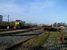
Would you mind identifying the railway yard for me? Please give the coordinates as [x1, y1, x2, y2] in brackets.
[0, 27, 67, 50]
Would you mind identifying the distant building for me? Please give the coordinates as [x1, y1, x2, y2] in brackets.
[0, 15, 3, 22]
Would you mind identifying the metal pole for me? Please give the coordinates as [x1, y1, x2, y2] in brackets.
[8, 15, 9, 24]
[7, 15, 9, 29]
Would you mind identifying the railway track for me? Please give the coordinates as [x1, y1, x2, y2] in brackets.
[0, 30, 42, 36]
[0, 28, 40, 35]
[0, 30, 43, 50]
[5, 36, 35, 50]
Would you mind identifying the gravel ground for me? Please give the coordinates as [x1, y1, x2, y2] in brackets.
[42, 32, 67, 50]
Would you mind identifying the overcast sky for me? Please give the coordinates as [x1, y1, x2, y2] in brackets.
[0, 0, 67, 24]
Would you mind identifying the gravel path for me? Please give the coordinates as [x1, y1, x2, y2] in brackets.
[42, 32, 67, 50]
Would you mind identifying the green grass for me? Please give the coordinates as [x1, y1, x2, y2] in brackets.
[22, 31, 65, 50]
[64, 32, 67, 38]
[23, 32, 50, 47]
[48, 32, 63, 44]
[23, 31, 63, 46]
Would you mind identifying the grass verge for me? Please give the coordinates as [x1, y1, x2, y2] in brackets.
[23, 32, 50, 47]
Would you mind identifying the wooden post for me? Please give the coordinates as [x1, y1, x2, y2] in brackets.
[60, 32, 64, 43]
[60, 26, 64, 44]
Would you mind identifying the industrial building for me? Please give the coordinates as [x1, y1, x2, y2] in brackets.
[0, 15, 3, 22]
